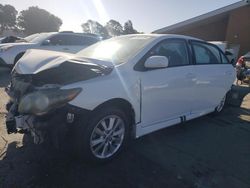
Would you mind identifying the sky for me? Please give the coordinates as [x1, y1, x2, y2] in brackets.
[1, 0, 240, 33]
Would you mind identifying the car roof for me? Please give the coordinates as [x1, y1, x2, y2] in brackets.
[124, 33, 204, 41]
[33, 32, 100, 39]
[57, 32, 101, 38]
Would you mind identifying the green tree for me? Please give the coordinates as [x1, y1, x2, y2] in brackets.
[0, 4, 18, 33]
[105, 19, 123, 37]
[123, 20, 138, 34]
[17, 6, 62, 35]
[81, 20, 109, 38]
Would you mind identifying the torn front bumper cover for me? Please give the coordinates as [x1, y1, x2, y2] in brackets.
[5, 102, 90, 145]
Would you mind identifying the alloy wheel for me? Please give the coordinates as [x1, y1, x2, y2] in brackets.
[90, 115, 125, 159]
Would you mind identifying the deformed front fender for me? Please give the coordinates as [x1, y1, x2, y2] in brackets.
[63, 68, 141, 124]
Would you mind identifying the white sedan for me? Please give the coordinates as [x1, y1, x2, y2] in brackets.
[6, 34, 235, 162]
[0, 32, 100, 67]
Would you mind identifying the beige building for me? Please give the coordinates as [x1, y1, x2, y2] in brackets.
[153, 0, 250, 57]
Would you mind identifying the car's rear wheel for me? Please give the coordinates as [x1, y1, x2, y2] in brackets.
[75, 107, 129, 163]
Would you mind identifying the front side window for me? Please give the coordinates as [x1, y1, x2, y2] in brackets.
[49, 35, 98, 46]
[148, 40, 189, 67]
[48, 35, 66, 45]
[192, 42, 221, 64]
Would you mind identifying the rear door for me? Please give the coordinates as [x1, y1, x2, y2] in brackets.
[190, 40, 234, 114]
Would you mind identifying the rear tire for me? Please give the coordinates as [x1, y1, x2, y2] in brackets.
[213, 94, 226, 115]
[74, 107, 130, 163]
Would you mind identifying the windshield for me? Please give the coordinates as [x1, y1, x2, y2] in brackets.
[24, 33, 40, 42]
[26, 33, 54, 43]
[77, 35, 155, 65]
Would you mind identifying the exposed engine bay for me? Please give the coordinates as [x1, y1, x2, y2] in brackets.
[5, 59, 112, 145]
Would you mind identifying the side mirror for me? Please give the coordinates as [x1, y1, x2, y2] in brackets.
[144, 56, 169, 69]
[42, 40, 50, 46]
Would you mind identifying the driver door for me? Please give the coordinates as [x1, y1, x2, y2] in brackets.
[139, 39, 195, 127]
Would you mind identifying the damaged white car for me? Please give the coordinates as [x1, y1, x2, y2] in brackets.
[5, 34, 235, 162]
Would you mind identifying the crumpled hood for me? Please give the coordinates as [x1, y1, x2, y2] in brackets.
[12, 49, 114, 87]
[14, 49, 114, 74]
[14, 49, 74, 74]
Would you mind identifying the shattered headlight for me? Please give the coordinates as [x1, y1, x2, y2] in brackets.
[18, 88, 82, 115]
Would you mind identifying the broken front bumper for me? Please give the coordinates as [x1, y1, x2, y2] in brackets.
[5, 102, 90, 145]
[5, 70, 89, 146]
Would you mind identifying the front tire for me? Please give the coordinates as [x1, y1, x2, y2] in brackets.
[75, 107, 130, 163]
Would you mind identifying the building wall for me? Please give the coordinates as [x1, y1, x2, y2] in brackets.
[226, 6, 250, 56]
[167, 17, 228, 41]
[157, 5, 250, 57]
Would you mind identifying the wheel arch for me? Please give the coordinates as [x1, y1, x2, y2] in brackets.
[92, 98, 136, 138]
[14, 51, 26, 65]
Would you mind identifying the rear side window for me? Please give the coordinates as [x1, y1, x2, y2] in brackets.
[49, 34, 98, 46]
[192, 42, 221, 64]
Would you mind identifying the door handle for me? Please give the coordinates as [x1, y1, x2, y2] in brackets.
[63, 48, 69, 50]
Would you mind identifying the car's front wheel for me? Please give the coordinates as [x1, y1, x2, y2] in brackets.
[75, 107, 130, 163]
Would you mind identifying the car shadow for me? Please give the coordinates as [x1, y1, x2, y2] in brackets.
[0, 134, 193, 188]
